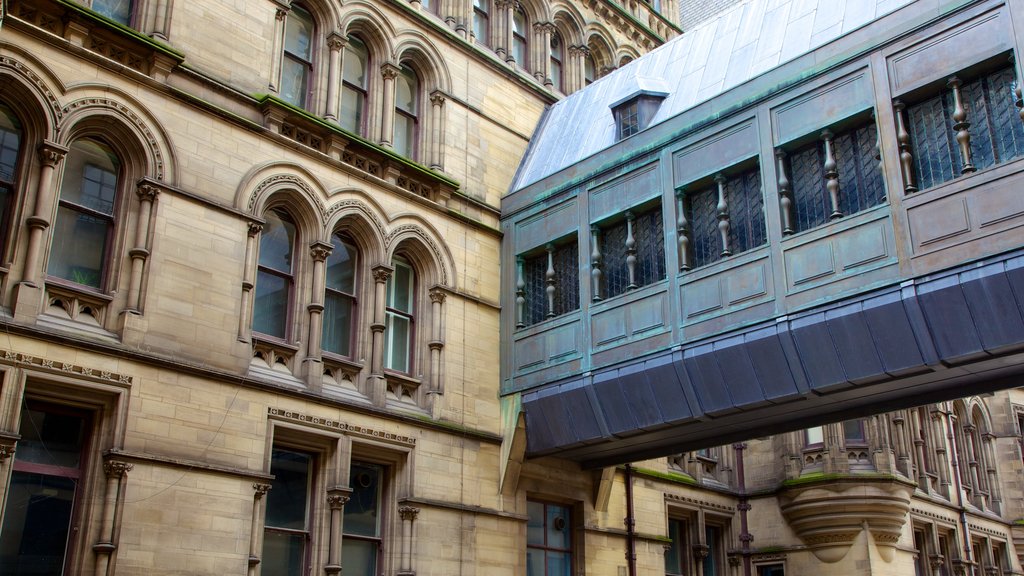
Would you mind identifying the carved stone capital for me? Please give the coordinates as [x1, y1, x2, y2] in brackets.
[103, 460, 134, 478]
[692, 544, 710, 560]
[38, 142, 68, 167]
[309, 241, 332, 262]
[381, 63, 401, 81]
[0, 442, 14, 462]
[253, 482, 272, 497]
[429, 91, 447, 107]
[533, 21, 555, 34]
[327, 492, 350, 509]
[372, 265, 394, 283]
[136, 182, 160, 202]
[399, 505, 420, 521]
[248, 221, 264, 237]
[326, 32, 347, 52]
[275, 7, 289, 21]
[429, 289, 446, 304]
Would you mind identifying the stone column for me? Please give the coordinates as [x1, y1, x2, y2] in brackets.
[93, 460, 133, 576]
[369, 264, 393, 406]
[534, 22, 553, 84]
[429, 91, 446, 171]
[22, 142, 67, 287]
[269, 5, 290, 92]
[325, 33, 347, 122]
[427, 289, 445, 415]
[0, 442, 14, 528]
[305, 242, 332, 386]
[239, 222, 263, 342]
[324, 488, 351, 575]
[496, 0, 513, 63]
[248, 483, 272, 576]
[126, 181, 159, 313]
[379, 63, 401, 149]
[398, 505, 420, 575]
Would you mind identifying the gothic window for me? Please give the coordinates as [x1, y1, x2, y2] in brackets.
[92, 0, 133, 25]
[0, 103, 22, 251]
[394, 65, 419, 159]
[48, 138, 120, 290]
[384, 257, 415, 373]
[342, 462, 385, 573]
[703, 524, 724, 576]
[340, 36, 370, 135]
[782, 117, 884, 233]
[843, 419, 867, 445]
[473, 0, 490, 46]
[323, 233, 357, 357]
[592, 204, 665, 301]
[518, 238, 579, 328]
[584, 54, 596, 86]
[665, 518, 688, 576]
[899, 62, 1024, 192]
[281, 5, 315, 108]
[681, 164, 765, 270]
[0, 403, 90, 575]
[550, 33, 564, 92]
[526, 501, 573, 576]
[512, 8, 528, 70]
[254, 209, 297, 340]
[262, 448, 314, 575]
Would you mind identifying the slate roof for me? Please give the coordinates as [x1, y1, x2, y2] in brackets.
[510, 0, 916, 192]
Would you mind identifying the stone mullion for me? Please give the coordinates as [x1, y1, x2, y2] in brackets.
[94, 460, 133, 576]
[590, 225, 602, 301]
[544, 243, 556, 318]
[890, 412, 910, 477]
[982, 433, 999, 508]
[0, 441, 15, 530]
[893, 100, 917, 193]
[714, 173, 731, 257]
[911, 410, 929, 488]
[239, 222, 263, 342]
[775, 150, 794, 235]
[429, 91, 446, 171]
[248, 483, 272, 576]
[820, 129, 842, 220]
[325, 33, 346, 122]
[270, 6, 290, 93]
[514, 256, 525, 327]
[964, 424, 984, 506]
[625, 211, 637, 290]
[126, 182, 159, 313]
[324, 488, 351, 575]
[369, 264, 393, 406]
[380, 63, 400, 149]
[22, 142, 67, 288]
[929, 409, 950, 492]
[675, 188, 691, 271]
[947, 76, 975, 174]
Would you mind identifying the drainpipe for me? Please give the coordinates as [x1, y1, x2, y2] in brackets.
[943, 405, 975, 575]
[734, 442, 752, 576]
[624, 464, 637, 576]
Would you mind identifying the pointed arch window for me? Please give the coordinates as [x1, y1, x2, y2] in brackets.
[512, 8, 528, 70]
[550, 33, 564, 92]
[473, 0, 490, 46]
[254, 209, 297, 339]
[281, 5, 315, 108]
[384, 257, 414, 373]
[394, 66, 419, 160]
[0, 103, 22, 251]
[48, 138, 119, 290]
[323, 233, 357, 357]
[340, 36, 369, 135]
[92, 0, 133, 25]
[584, 54, 596, 86]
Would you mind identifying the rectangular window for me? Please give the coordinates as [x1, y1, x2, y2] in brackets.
[527, 501, 572, 576]
[913, 529, 928, 576]
[262, 448, 313, 575]
[617, 101, 640, 139]
[703, 524, 722, 576]
[598, 205, 666, 300]
[0, 403, 90, 576]
[665, 518, 687, 576]
[521, 239, 579, 327]
[384, 258, 415, 372]
[905, 63, 1024, 191]
[342, 462, 383, 573]
[757, 564, 784, 576]
[843, 419, 866, 444]
[804, 426, 824, 446]
[685, 165, 765, 269]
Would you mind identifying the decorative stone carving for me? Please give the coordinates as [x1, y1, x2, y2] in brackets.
[103, 460, 134, 478]
[399, 505, 420, 521]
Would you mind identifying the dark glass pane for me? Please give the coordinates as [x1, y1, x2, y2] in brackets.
[546, 504, 569, 549]
[687, 185, 719, 268]
[704, 525, 719, 576]
[634, 207, 666, 287]
[725, 168, 765, 255]
[601, 219, 629, 299]
[837, 122, 886, 216]
[59, 140, 118, 213]
[526, 500, 544, 545]
[260, 530, 305, 576]
[253, 270, 289, 338]
[0, 472, 76, 576]
[523, 252, 548, 326]
[758, 564, 784, 576]
[284, 7, 313, 59]
[340, 538, 378, 575]
[322, 291, 353, 356]
[384, 313, 410, 372]
[789, 142, 828, 232]
[908, 92, 957, 190]
[14, 407, 86, 468]
[387, 260, 413, 313]
[265, 449, 310, 530]
[340, 86, 365, 134]
[48, 206, 109, 288]
[843, 419, 865, 442]
[92, 0, 132, 24]
[258, 211, 295, 273]
[551, 242, 579, 317]
[281, 57, 309, 108]
[326, 238, 356, 293]
[618, 101, 640, 139]
[665, 519, 684, 575]
[0, 104, 22, 183]
[547, 551, 571, 576]
[344, 463, 381, 537]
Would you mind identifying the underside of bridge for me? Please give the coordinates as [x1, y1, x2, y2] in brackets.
[522, 248, 1024, 468]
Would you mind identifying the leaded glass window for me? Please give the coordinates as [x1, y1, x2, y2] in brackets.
[684, 165, 765, 269]
[527, 501, 572, 576]
[520, 240, 579, 327]
[92, 0, 132, 25]
[598, 206, 666, 299]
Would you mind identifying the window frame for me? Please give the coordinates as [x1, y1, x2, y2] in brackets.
[322, 232, 359, 359]
[472, 0, 490, 46]
[512, 7, 529, 71]
[518, 235, 580, 328]
[592, 200, 666, 301]
[393, 64, 420, 160]
[339, 35, 370, 136]
[384, 256, 416, 374]
[91, 0, 135, 26]
[0, 102, 24, 259]
[253, 208, 299, 342]
[280, 4, 316, 109]
[526, 499, 574, 576]
[262, 446, 316, 576]
[341, 460, 386, 573]
[550, 32, 564, 93]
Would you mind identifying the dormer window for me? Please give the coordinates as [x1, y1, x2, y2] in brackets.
[611, 92, 665, 141]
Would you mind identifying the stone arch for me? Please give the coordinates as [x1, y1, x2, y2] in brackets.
[384, 216, 455, 289]
[392, 33, 452, 95]
[550, 3, 585, 45]
[516, 0, 550, 27]
[339, 1, 397, 59]
[237, 162, 329, 232]
[323, 192, 388, 267]
[290, 0, 342, 34]
[617, 45, 641, 68]
[0, 50, 63, 141]
[585, 25, 617, 75]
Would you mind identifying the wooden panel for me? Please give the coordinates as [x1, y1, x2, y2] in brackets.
[680, 253, 773, 323]
[589, 163, 660, 222]
[513, 318, 582, 373]
[888, 8, 1011, 97]
[783, 214, 896, 293]
[673, 122, 758, 187]
[591, 289, 669, 350]
[773, 71, 873, 146]
[514, 200, 578, 254]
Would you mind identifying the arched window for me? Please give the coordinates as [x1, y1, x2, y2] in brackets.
[394, 66, 419, 160]
[472, 0, 490, 46]
[0, 103, 23, 250]
[550, 32, 564, 92]
[340, 36, 369, 135]
[48, 138, 120, 290]
[254, 209, 297, 339]
[384, 256, 414, 373]
[281, 5, 315, 108]
[512, 8, 528, 70]
[323, 233, 357, 357]
[584, 54, 596, 86]
[92, 0, 133, 25]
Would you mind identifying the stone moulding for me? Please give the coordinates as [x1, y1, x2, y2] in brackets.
[267, 406, 416, 446]
[779, 475, 915, 563]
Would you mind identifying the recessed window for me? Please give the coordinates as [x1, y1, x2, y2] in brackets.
[550, 33, 564, 92]
[512, 8, 528, 70]
[518, 238, 579, 327]
[665, 518, 688, 576]
[281, 5, 314, 108]
[92, 0, 133, 25]
[49, 138, 120, 289]
[323, 234, 358, 357]
[254, 209, 297, 339]
[584, 55, 596, 86]
[262, 448, 313, 575]
[342, 462, 384, 572]
[394, 66, 419, 159]
[384, 257, 415, 372]
[681, 164, 766, 270]
[472, 0, 490, 46]
[804, 426, 824, 446]
[340, 36, 369, 135]
[0, 103, 23, 251]
[592, 204, 665, 301]
[526, 501, 572, 576]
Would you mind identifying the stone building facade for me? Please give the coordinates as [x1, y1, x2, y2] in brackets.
[0, 0, 676, 574]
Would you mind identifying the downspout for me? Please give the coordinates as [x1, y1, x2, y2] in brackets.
[624, 464, 637, 576]
[734, 442, 752, 576]
[944, 405, 975, 574]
